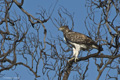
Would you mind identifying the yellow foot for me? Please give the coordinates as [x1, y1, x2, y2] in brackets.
[74, 57, 78, 62]
[68, 57, 75, 62]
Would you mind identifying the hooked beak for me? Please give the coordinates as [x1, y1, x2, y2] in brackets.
[58, 27, 62, 31]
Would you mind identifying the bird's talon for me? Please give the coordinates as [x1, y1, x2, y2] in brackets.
[74, 58, 78, 62]
[68, 57, 75, 62]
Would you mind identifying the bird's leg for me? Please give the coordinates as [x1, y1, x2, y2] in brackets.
[74, 50, 79, 62]
[68, 47, 76, 62]
[73, 48, 78, 62]
[74, 57, 78, 62]
[68, 47, 79, 62]
[74, 54, 78, 62]
[72, 47, 76, 57]
[74, 47, 80, 62]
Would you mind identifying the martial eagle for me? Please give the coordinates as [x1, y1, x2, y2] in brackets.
[59, 26, 103, 62]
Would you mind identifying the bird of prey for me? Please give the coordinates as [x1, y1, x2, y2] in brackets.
[59, 26, 103, 62]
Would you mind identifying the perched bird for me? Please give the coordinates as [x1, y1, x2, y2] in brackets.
[59, 26, 103, 62]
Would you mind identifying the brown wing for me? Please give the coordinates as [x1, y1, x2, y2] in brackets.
[64, 31, 103, 51]
[65, 31, 96, 45]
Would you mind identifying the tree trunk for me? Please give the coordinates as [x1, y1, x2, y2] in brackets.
[62, 58, 74, 80]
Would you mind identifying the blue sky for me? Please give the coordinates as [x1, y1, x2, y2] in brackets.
[1, 0, 120, 80]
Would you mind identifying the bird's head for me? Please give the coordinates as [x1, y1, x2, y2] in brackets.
[59, 26, 69, 32]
